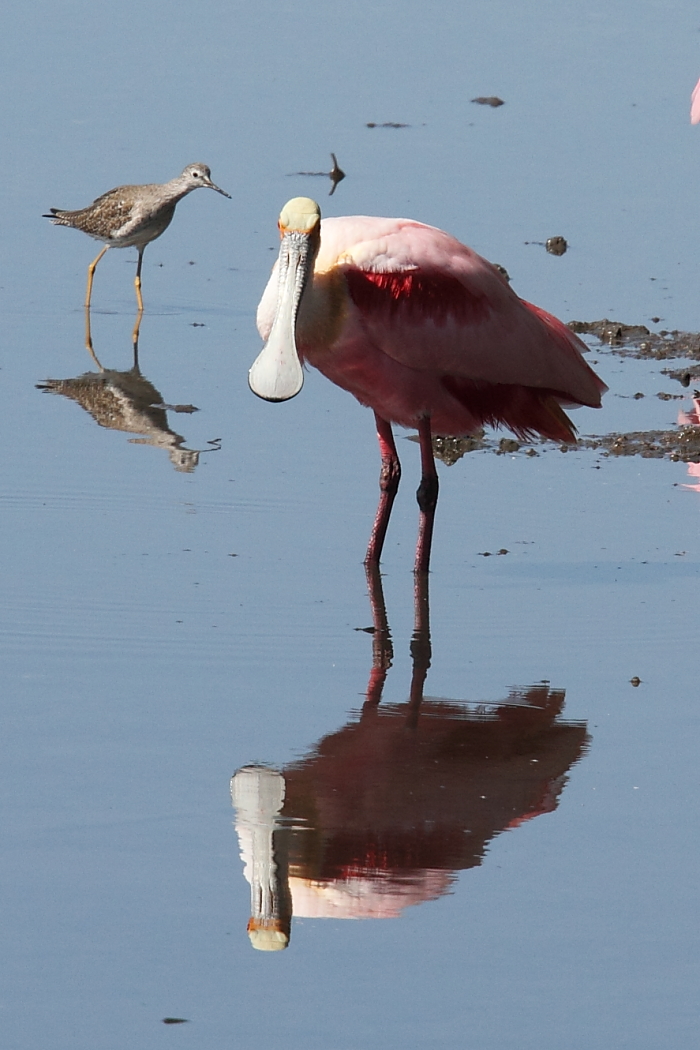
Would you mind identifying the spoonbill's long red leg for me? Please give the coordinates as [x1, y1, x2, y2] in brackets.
[365, 412, 402, 567]
[414, 417, 439, 575]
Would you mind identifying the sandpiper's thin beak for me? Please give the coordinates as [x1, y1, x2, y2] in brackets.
[249, 230, 313, 402]
[205, 179, 231, 198]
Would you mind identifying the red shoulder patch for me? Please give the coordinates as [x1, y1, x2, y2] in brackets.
[344, 269, 492, 327]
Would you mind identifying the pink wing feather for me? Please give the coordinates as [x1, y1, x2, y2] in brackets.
[329, 219, 604, 409]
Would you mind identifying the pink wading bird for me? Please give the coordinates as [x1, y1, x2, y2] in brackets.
[692, 78, 700, 124]
[250, 198, 607, 573]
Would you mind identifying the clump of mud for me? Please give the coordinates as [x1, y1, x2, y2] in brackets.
[428, 427, 700, 465]
[580, 427, 700, 461]
[569, 319, 700, 362]
[524, 237, 568, 256]
[546, 236, 567, 256]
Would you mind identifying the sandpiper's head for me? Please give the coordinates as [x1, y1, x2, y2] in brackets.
[248, 198, 323, 403]
[181, 163, 231, 198]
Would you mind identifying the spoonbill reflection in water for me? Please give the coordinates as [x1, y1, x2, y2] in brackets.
[231, 570, 589, 950]
[250, 198, 606, 572]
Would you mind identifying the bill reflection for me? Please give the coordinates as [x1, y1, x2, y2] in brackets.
[231, 573, 589, 951]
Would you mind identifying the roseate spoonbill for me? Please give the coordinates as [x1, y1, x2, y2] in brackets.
[692, 78, 700, 124]
[44, 164, 230, 311]
[250, 198, 606, 573]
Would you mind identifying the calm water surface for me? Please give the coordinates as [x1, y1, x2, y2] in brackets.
[1, 2, 699, 1048]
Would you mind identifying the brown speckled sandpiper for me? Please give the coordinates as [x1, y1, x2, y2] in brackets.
[44, 163, 231, 311]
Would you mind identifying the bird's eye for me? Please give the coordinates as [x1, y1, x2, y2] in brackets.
[193, 170, 200, 178]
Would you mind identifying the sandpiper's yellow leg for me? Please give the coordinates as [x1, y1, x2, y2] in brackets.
[83, 307, 104, 370]
[85, 246, 109, 309]
[132, 305, 143, 349]
[134, 248, 145, 312]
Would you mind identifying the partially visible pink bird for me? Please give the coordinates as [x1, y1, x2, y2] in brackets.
[691, 77, 700, 124]
[250, 198, 606, 573]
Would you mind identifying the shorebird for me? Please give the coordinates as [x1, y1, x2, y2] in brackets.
[44, 163, 231, 311]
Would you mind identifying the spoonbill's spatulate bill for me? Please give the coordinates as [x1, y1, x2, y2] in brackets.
[250, 197, 607, 573]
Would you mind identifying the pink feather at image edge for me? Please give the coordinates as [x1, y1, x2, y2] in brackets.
[691, 77, 700, 123]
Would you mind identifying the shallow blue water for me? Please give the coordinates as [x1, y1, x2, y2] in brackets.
[1, 2, 700, 1048]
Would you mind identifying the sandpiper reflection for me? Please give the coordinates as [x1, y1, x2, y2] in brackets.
[37, 331, 205, 472]
[231, 570, 589, 951]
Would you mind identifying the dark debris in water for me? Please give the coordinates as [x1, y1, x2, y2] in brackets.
[546, 236, 567, 256]
[525, 237, 568, 256]
[162, 1018, 189, 1025]
[471, 96, 505, 107]
[580, 427, 700, 461]
[425, 432, 545, 464]
[422, 427, 700, 466]
[366, 122, 410, 128]
[569, 318, 700, 360]
[290, 153, 345, 196]
[430, 433, 489, 465]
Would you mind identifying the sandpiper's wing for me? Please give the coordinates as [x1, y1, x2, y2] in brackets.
[48, 189, 142, 238]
